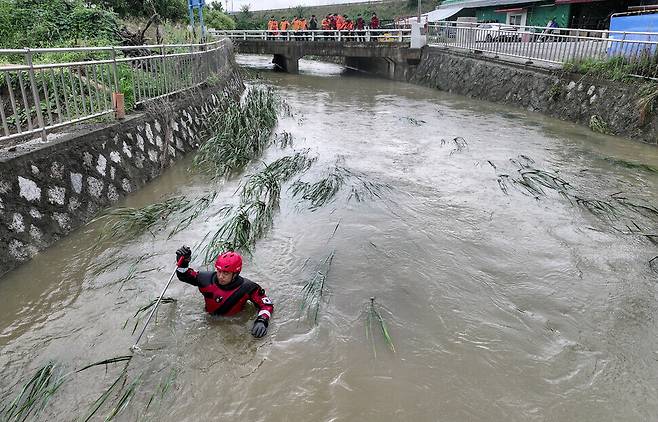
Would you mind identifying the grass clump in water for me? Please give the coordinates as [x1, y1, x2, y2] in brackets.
[490, 155, 658, 271]
[291, 163, 390, 210]
[96, 197, 187, 242]
[0, 363, 67, 422]
[365, 297, 396, 358]
[125, 297, 177, 335]
[441, 137, 468, 155]
[194, 87, 279, 179]
[300, 250, 335, 324]
[200, 152, 316, 261]
[168, 192, 218, 238]
[589, 115, 610, 135]
[0, 356, 137, 422]
[96, 192, 218, 244]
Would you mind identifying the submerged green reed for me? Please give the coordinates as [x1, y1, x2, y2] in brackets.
[96, 192, 218, 244]
[490, 155, 658, 269]
[300, 251, 335, 324]
[0, 363, 67, 422]
[291, 164, 390, 210]
[193, 87, 280, 179]
[200, 151, 316, 261]
[0, 356, 136, 422]
[365, 297, 396, 359]
[96, 197, 187, 242]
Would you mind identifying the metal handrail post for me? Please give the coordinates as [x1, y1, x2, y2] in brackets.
[111, 46, 119, 92]
[161, 45, 168, 96]
[25, 48, 47, 142]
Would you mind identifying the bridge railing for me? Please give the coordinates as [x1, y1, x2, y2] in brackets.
[427, 21, 658, 80]
[210, 29, 412, 43]
[0, 40, 228, 144]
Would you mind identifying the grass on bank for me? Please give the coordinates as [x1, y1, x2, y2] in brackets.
[563, 56, 658, 82]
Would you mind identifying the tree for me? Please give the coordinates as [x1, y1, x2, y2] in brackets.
[239, 4, 252, 20]
[235, 4, 261, 30]
[293, 5, 306, 18]
[87, 0, 187, 21]
[204, 7, 235, 30]
[208, 1, 223, 11]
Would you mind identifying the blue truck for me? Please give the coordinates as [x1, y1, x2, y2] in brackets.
[608, 11, 658, 57]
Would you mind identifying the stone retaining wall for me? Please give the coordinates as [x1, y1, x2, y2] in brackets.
[410, 47, 658, 145]
[0, 44, 244, 275]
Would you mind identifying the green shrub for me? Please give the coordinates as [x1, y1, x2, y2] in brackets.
[204, 8, 236, 30]
[0, 0, 120, 49]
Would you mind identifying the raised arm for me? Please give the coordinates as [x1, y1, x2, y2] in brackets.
[175, 246, 200, 286]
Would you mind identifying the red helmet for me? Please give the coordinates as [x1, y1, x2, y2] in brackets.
[215, 251, 242, 273]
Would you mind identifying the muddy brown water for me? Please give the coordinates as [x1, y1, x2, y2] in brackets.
[1, 55, 658, 421]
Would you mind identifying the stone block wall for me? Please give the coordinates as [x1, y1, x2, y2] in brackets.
[410, 47, 658, 145]
[0, 52, 244, 275]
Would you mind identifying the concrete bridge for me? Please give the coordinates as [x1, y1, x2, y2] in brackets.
[211, 29, 423, 79]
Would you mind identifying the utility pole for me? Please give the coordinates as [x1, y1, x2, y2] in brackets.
[417, 0, 421, 23]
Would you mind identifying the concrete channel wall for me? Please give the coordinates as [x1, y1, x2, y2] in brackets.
[409, 47, 658, 145]
[0, 46, 244, 276]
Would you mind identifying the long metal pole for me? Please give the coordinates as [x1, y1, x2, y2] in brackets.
[131, 256, 184, 351]
[417, 0, 421, 23]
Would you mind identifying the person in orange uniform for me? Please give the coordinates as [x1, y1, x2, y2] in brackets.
[345, 17, 354, 40]
[321, 15, 330, 30]
[291, 16, 300, 39]
[267, 16, 278, 39]
[280, 16, 290, 39]
[336, 13, 345, 31]
[299, 16, 308, 39]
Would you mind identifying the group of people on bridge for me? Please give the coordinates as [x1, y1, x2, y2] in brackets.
[266, 13, 381, 41]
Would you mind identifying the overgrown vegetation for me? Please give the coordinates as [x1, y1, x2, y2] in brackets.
[0, 0, 235, 51]
[95, 192, 217, 243]
[96, 197, 188, 242]
[564, 55, 658, 82]
[0, 0, 120, 49]
[637, 83, 658, 126]
[193, 87, 280, 179]
[0, 355, 144, 422]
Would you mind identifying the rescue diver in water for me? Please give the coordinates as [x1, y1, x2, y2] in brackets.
[175, 246, 273, 338]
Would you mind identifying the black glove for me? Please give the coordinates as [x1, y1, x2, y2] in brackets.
[175, 246, 191, 267]
[251, 317, 268, 338]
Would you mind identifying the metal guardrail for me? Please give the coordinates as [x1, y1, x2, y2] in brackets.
[209, 29, 412, 43]
[0, 40, 228, 144]
[427, 21, 658, 79]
